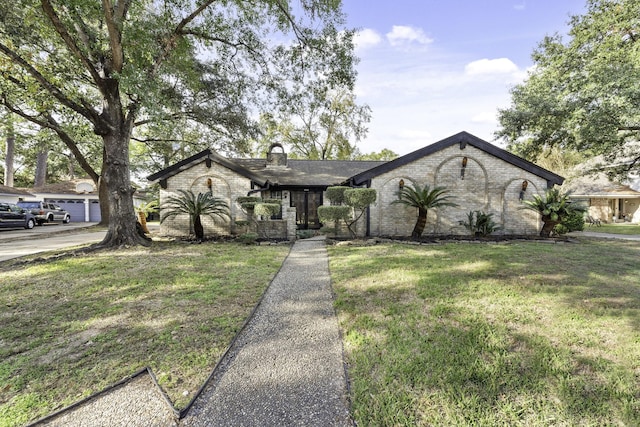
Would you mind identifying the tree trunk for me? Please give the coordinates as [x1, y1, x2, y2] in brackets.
[94, 91, 150, 247]
[539, 218, 559, 237]
[5, 123, 14, 187]
[194, 215, 204, 240]
[34, 150, 48, 187]
[411, 208, 427, 239]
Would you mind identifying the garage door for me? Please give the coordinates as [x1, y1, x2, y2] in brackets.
[46, 199, 86, 222]
[89, 200, 102, 222]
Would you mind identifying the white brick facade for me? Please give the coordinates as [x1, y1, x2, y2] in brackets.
[368, 144, 544, 236]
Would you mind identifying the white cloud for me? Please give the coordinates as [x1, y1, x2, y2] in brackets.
[464, 58, 519, 75]
[513, 2, 526, 11]
[354, 28, 382, 50]
[386, 25, 433, 47]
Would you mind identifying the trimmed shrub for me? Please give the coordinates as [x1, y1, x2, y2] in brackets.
[254, 203, 281, 218]
[237, 196, 261, 210]
[344, 188, 377, 209]
[325, 186, 350, 205]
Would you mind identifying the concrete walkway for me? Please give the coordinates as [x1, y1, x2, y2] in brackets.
[180, 236, 352, 426]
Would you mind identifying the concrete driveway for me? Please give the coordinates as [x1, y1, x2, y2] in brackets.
[0, 223, 105, 262]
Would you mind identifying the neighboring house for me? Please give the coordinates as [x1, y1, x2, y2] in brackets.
[0, 184, 34, 203]
[565, 174, 640, 223]
[148, 131, 565, 239]
[18, 180, 101, 222]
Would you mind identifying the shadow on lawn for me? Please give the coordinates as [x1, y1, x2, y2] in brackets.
[330, 240, 640, 425]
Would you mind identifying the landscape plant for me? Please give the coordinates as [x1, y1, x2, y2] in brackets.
[135, 200, 158, 234]
[318, 186, 376, 238]
[392, 182, 457, 238]
[521, 188, 585, 237]
[160, 190, 230, 240]
[459, 210, 502, 237]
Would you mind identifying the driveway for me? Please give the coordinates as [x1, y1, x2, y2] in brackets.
[0, 223, 105, 262]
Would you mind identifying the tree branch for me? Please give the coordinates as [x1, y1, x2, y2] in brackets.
[1, 99, 99, 182]
[40, 0, 107, 93]
[0, 42, 104, 128]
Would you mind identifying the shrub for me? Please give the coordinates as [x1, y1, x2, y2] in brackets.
[254, 203, 281, 218]
[325, 186, 350, 205]
[460, 210, 502, 237]
[554, 209, 585, 235]
[237, 196, 261, 210]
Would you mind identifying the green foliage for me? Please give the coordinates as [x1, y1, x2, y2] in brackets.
[237, 196, 262, 211]
[554, 209, 585, 235]
[318, 206, 352, 223]
[521, 188, 586, 237]
[261, 198, 282, 206]
[160, 190, 230, 239]
[344, 188, 377, 209]
[321, 187, 377, 238]
[135, 200, 158, 218]
[254, 203, 281, 218]
[266, 87, 371, 160]
[325, 186, 350, 205]
[460, 211, 502, 236]
[496, 0, 640, 180]
[392, 183, 458, 238]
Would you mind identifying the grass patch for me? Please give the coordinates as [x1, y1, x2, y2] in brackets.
[0, 241, 289, 427]
[585, 223, 640, 235]
[329, 240, 640, 426]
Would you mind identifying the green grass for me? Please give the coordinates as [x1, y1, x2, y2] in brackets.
[584, 222, 640, 235]
[329, 240, 640, 426]
[0, 241, 289, 427]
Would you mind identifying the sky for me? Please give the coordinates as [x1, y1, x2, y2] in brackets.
[340, 0, 588, 156]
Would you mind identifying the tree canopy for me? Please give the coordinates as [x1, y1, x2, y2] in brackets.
[0, 0, 358, 247]
[496, 0, 640, 179]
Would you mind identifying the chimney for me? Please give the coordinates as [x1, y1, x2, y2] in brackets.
[266, 143, 287, 167]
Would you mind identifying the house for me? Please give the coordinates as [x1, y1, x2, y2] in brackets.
[148, 131, 565, 239]
[565, 174, 640, 223]
[0, 184, 34, 203]
[17, 180, 101, 222]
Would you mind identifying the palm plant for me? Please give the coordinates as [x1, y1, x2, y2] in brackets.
[521, 188, 585, 237]
[392, 183, 458, 238]
[160, 190, 230, 240]
[135, 200, 158, 234]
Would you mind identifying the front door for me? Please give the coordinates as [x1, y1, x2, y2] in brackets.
[290, 190, 323, 229]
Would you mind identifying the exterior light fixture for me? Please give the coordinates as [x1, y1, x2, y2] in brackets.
[461, 157, 468, 179]
[519, 180, 528, 201]
[399, 179, 405, 190]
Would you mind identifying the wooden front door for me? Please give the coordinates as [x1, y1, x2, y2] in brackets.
[290, 190, 323, 229]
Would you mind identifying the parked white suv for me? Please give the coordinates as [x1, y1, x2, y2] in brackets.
[16, 201, 71, 225]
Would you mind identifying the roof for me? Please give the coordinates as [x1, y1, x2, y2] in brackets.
[147, 131, 565, 190]
[18, 179, 98, 195]
[0, 184, 34, 197]
[147, 149, 269, 187]
[347, 131, 565, 187]
[234, 159, 387, 188]
[564, 174, 640, 199]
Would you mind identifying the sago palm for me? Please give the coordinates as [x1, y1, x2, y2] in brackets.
[160, 190, 230, 240]
[521, 188, 584, 237]
[392, 183, 457, 238]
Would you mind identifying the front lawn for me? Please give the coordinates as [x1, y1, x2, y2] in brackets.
[584, 223, 640, 235]
[0, 242, 289, 427]
[329, 240, 640, 426]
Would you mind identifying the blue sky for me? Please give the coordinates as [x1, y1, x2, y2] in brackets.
[341, 0, 587, 156]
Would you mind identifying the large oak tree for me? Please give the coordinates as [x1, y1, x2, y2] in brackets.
[0, 0, 356, 247]
[496, 0, 640, 179]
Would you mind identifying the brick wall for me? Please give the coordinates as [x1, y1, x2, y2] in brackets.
[367, 144, 546, 236]
[160, 160, 252, 237]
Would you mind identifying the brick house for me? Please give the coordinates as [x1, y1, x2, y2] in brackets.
[148, 131, 564, 239]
